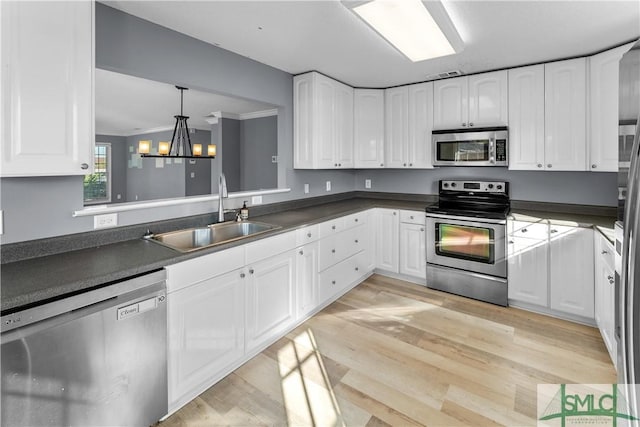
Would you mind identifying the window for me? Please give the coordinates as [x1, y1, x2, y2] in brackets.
[84, 143, 111, 204]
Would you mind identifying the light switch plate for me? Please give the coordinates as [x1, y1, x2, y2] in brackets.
[326, 181, 331, 191]
[304, 184, 309, 194]
[251, 195, 263, 205]
[365, 179, 371, 189]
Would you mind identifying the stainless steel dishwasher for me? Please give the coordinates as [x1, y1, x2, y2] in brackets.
[1, 270, 168, 427]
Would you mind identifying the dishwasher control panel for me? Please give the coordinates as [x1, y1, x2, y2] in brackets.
[117, 295, 165, 320]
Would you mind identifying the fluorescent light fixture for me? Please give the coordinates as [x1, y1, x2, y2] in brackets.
[346, 0, 463, 62]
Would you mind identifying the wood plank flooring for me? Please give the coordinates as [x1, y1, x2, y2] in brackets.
[160, 274, 616, 426]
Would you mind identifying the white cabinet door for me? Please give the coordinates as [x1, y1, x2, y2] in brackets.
[549, 225, 594, 318]
[354, 89, 385, 168]
[508, 65, 545, 171]
[296, 242, 318, 319]
[468, 70, 508, 127]
[315, 74, 337, 169]
[433, 76, 468, 129]
[544, 58, 587, 171]
[293, 74, 314, 169]
[408, 82, 434, 168]
[507, 220, 549, 306]
[245, 250, 296, 352]
[334, 80, 354, 168]
[594, 233, 617, 366]
[399, 222, 426, 279]
[1, 1, 94, 176]
[168, 268, 245, 410]
[589, 45, 630, 172]
[384, 87, 409, 168]
[375, 209, 399, 273]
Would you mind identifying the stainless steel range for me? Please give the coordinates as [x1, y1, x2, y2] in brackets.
[425, 180, 510, 306]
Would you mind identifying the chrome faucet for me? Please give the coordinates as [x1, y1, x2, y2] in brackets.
[217, 173, 228, 222]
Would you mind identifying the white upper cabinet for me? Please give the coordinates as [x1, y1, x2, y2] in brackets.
[433, 71, 507, 129]
[294, 72, 354, 169]
[1, 1, 94, 176]
[589, 44, 632, 172]
[544, 58, 587, 171]
[467, 71, 509, 127]
[407, 82, 435, 169]
[354, 89, 385, 168]
[508, 65, 546, 170]
[433, 76, 468, 129]
[384, 87, 409, 168]
[384, 83, 434, 169]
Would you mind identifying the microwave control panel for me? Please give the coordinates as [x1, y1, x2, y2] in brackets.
[495, 139, 507, 162]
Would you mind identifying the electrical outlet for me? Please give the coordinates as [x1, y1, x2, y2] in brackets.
[0, 210, 4, 235]
[304, 183, 309, 194]
[94, 213, 118, 229]
[251, 195, 263, 205]
[326, 181, 331, 191]
[365, 179, 371, 189]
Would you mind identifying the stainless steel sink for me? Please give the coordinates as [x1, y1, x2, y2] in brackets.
[149, 221, 281, 252]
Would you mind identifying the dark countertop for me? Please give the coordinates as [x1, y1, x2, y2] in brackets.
[1, 196, 616, 313]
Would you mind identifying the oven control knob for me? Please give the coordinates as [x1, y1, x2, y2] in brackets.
[488, 184, 494, 189]
[443, 183, 449, 188]
[450, 183, 456, 188]
[497, 185, 503, 190]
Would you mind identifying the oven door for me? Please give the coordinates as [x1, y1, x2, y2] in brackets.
[426, 214, 507, 278]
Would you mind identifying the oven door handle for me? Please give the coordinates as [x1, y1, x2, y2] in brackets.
[425, 213, 507, 225]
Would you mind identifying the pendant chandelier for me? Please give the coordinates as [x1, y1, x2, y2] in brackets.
[138, 86, 216, 158]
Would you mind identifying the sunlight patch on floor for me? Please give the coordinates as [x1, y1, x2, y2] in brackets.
[277, 329, 345, 427]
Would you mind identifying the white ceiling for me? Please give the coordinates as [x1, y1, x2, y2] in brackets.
[104, 0, 640, 88]
[95, 69, 276, 136]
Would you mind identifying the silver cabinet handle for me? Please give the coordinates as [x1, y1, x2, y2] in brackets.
[602, 250, 608, 254]
[608, 275, 614, 281]
[249, 269, 254, 274]
[380, 163, 384, 167]
[334, 163, 338, 167]
[509, 240, 514, 244]
[355, 267, 359, 271]
[393, 212, 397, 215]
[332, 225, 336, 230]
[462, 123, 467, 127]
[550, 229, 558, 233]
[299, 250, 304, 255]
[81, 163, 89, 170]
[332, 280, 336, 285]
[355, 218, 358, 222]
[420, 228, 424, 232]
[469, 122, 474, 127]
[240, 272, 246, 278]
[355, 239, 359, 243]
[307, 232, 312, 238]
[331, 249, 336, 253]
[547, 164, 552, 168]
[521, 228, 528, 233]
[338, 163, 342, 167]
[592, 164, 597, 169]
[409, 163, 413, 166]
[403, 163, 407, 167]
[537, 163, 543, 168]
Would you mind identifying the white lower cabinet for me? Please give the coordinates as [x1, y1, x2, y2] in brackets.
[508, 219, 594, 321]
[296, 242, 318, 319]
[399, 222, 426, 280]
[375, 209, 400, 273]
[507, 220, 549, 306]
[594, 232, 617, 366]
[549, 226, 595, 318]
[245, 250, 296, 353]
[167, 268, 245, 412]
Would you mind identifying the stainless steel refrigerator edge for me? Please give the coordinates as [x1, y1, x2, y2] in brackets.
[617, 39, 640, 421]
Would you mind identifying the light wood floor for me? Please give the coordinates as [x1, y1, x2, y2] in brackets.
[161, 274, 616, 427]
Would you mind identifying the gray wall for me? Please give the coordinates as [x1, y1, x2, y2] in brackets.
[95, 134, 127, 203]
[241, 116, 278, 191]
[221, 118, 241, 193]
[0, 3, 619, 244]
[354, 168, 618, 206]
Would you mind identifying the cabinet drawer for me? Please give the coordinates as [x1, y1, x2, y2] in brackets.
[318, 225, 366, 271]
[245, 231, 296, 264]
[319, 217, 345, 238]
[400, 210, 425, 225]
[342, 211, 367, 229]
[166, 245, 246, 293]
[595, 232, 615, 271]
[296, 225, 319, 246]
[510, 220, 548, 240]
[318, 252, 364, 303]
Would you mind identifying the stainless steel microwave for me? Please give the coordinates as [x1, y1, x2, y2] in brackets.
[432, 127, 508, 167]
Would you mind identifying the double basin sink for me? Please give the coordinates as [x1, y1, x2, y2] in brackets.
[149, 221, 281, 252]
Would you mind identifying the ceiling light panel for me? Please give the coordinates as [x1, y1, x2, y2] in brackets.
[347, 0, 462, 62]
